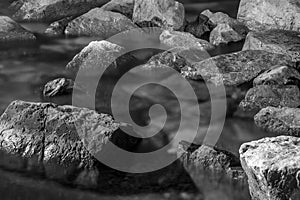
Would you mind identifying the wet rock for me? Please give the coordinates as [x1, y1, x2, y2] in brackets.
[101, 0, 134, 19]
[239, 85, 300, 112]
[132, 0, 185, 30]
[184, 14, 214, 39]
[10, 0, 109, 22]
[43, 78, 74, 97]
[65, 8, 137, 38]
[182, 50, 293, 86]
[240, 136, 300, 200]
[0, 16, 36, 43]
[44, 17, 74, 37]
[243, 29, 300, 62]
[210, 23, 245, 46]
[254, 107, 300, 137]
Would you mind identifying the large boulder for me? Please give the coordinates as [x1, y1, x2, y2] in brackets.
[44, 17, 74, 37]
[101, 0, 134, 19]
[240, 136, 300, 200]
[243, 29, 300, 62]
[209, 23, 245, 46]
[255, 107, 300, 137]
[237, 0, 300, 31]
[132, 0, 185, 30]
[181, 50, 294, 86]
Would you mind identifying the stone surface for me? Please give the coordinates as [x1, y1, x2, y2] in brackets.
[184, 14, 214, 39]
[209, 23, 245, 46]
[255, 107, 300, 137]
[237, 0, 300, 31]
[43, 78, 74, 97]
[239, 85, 300, 112]
[132, 0, 185, 30]
[10, 0, 109, 22]
[0, 16, 36, 43]
[182, 50, 293, 86]
[65, 8, 137, 38]
[44, 17, 74, 37]
[243, 29, 300, 62]
[240, 136, 300, 200]
[101, 0, 134, 19]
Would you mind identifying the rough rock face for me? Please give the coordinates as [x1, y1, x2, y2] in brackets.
[184, 14, 214, 38]
[0, 16, 36, 43]
[10, 0, 109, 22]
[239, 85, 300, 112]
[101, 0, 134, 19]
[44, 17, 74, 36]
[243, 29, 300, 62]
[237, 0, 300, 31]
[240, 136, 300, 200]
[65, 8, 137, 38]
[43, 78, 74, 97]
[132, 0, 185, 30]
[182, 50, 293, 86]
[209, 23, 245, 46]
[255, 107, 300, 137]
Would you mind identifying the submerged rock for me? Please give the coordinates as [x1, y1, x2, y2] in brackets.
[239, 85, 300, 112]
[240, 136, 300, 200]
[101, 0, 134, 19]
[237, 0, 300, 31]
[132, 0, 185, 30]
[184, 14, 214, 39]
[43, 78, 74, 97]
[255, 107, 300, 137]
[44, 17, 74, 37]
[0, 16, 36, 43]
[243, 29, 300, 62]
[182, 50, 293, 86]
[209, 23, 245, 46]
[65, 8, 137, 38]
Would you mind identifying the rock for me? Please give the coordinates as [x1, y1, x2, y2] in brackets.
[0, 16, 36, 43]
[184, 14, 214, 38]
[43, 78, 74, 97]
[101, 0, 134, 19]
[254, 107, 300, 137]
[239, 85, 300, 112]
[182, 50, 294, 86]
[243, 29, 300, 62]
[65, 8, 137, 38]
[240, 136, 300, 200]
[10, 0, 109, 22]
[132, 0, 185, 30]
[209, 23, 245, 46]
[238, 0, 300, 31]
[160, 30, 214, 50]
[253, 65, 300, 86]
[44, 17, 74, 37]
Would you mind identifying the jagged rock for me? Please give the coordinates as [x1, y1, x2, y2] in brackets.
[65, 8, 137, 38]
[10, 0, 109, 22]
[253, 65, 300, 86]
[240, 136, 300, 200]
[44, 17, 74, 37]
[210, 23, 245, 46]
[43, 78, 74, 97]
[132, 0, 185, 30]
[254, 107, 300, 136]
[239, 85, 300, 112]
[237, 0, 300, 31]
[184, 14, 214, 38]
[160, 30, 214, 50]
[0, 16, 36, 43]
[243, 29, 300, 62]
[182, 50, 293, 86]
[101, 0, 134, 19]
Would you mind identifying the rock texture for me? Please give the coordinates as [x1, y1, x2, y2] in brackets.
[44, 17, 74, 37]
[182, 50, 293, 86]
[243, 29, 300, 62]
[43, 78, 74, 97]
[65, 8, 137, 38]
[255, 107, 300, 137]
[0, 16, 36, 43]
[184, 14, 214, 39]
[132, 0, 185, 30]
[240, 136, 300, 200]
[209, 23, 245, 46]
[237, 0, 300, 31]
[101, 0, 134, 19]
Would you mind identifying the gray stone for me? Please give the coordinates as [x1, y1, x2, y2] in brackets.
[65, 8, 137, 38]
[237, 0, 300, 31]
[182, 50, 294, 86]
[0, 16, 36, 43]
[184, 14, 214, 38]
[255, 107, 300, 137]
[243, 29, 300, 62]
[239, 85, 300, 112]
[101, 0, 134, 19]
[43, 78, 74, 97]
[132, 0, 185, 30]
[240, 136, 300, 200]
[44, 17, 74, 37]
[209, 23, 245, 46]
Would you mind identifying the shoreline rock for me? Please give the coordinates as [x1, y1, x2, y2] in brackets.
[43, 78, 75, 97]
[184, 14, 214, 39]
[101, 0, 134, 19]
[209, 23, 245, 46]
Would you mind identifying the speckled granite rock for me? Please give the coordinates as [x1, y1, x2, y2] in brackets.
[184, 14, 214, 38]
[240, 136, 300, 200]
[239, 85, 300, 112]
[0, 16, 36, 43]
[255, 107, 300, 136]
[243, 29, 300, 62]
[101, 0, 134, 19]
[43, 78, 74, 97]
[65, 8, 137, 38]
[182, 50, 293, 86]
[10, 0, 109, 22]
[44, 17, 74, 37]
[237, 0, 300, 31]
[210, 23, 245, 46]
[132, 0, 185, 30]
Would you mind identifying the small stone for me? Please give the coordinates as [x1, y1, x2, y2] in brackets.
[243, 29, 300, 62]
[101, 0, 134, 19]
[240, 136, 300, 200]
[44, 17, 74, 37]
[184, 14, 214, 38]
[209, 23, 245, 46]
[43, 78, 74, 97]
